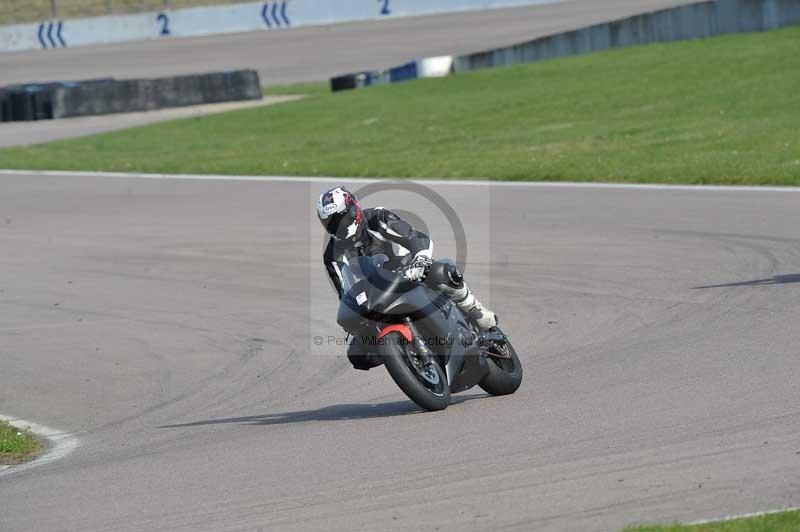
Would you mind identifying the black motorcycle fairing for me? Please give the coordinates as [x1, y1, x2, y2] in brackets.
[335, 254, 492, 396]
[353, 254, 417, 295]
[337, 278, 373, 332]
[384, 283, 485, 388]
[337, 256, 445, 327]
[448, 349, 489, 393]
[402, 314, 486, 391]
[384, 285, 453, 346]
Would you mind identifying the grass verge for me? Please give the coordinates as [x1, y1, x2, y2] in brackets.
[625, 509, 800, 531]
[0, 419, 43, 465]
[1, 27, 799, 184]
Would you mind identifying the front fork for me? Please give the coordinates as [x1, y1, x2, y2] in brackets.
[405, 317, 435, 365]
[376, 318, 437, 366]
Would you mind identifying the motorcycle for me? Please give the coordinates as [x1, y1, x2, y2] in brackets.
[336, 254, 523, 411]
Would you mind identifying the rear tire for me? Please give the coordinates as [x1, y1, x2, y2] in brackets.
[380, 332, 451, 411]
[479, 333, 523, 396]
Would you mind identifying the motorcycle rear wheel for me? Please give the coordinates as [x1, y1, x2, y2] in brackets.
[479, 331, 523, 396]
[380, 332, 451, 411]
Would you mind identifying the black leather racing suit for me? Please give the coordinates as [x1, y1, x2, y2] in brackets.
[323, 207, 433, 299]
[325, 207, 434, 370]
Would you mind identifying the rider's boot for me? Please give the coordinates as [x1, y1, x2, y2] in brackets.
[443, 283, 498, 332]
[428, 261, 498, 332]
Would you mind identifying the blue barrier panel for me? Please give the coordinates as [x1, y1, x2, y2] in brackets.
[389, 62, 419, 83]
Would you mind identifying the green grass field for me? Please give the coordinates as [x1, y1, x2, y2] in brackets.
[2, 27, 799, 184]
[0, 419, 42, 465]
[625, 509, 800, 531]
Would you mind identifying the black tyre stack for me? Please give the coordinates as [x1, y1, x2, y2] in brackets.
[0, 70, 261, 123]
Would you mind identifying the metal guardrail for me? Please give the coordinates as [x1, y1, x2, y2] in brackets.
[329, 0, 800, 91]
[451, 0, 800, 73]
[0, 0, 244, 25]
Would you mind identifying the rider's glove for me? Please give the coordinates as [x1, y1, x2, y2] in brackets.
[404, 254, 432, 281]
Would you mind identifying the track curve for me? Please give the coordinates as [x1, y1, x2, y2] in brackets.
[0, 173, 797, 531]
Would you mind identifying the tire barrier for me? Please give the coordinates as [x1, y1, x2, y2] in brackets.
[1, 82, 82, 122]
[330, 71, 388, 92]
[330, 57, 453, 92]
[0, 89, 10, 122]
[0, 70, 261, 123]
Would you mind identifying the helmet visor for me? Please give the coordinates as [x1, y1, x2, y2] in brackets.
[321, 210, 359, 241]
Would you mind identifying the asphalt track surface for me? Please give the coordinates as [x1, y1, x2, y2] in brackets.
[2, 2, 798, 530]
[0, 0, 699, 87]
[1, 172, 799, 531]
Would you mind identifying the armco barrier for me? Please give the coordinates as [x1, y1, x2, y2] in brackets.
[329, 0, 800, 91]
[0, 70, 261, 122]
[450, 2, 717, 71]
[330, 57, 453, 92]
[0, 0, 564, 53]
[452, 0, 800, 73]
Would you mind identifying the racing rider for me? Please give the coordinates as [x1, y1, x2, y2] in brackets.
[316, 186, 497, 369]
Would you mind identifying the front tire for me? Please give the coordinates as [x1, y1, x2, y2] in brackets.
[380, 332, 451, 411]
[479, 332, 523, 396]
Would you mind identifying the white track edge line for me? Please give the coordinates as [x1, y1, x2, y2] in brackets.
[0, 414, 79, 477]
[686, 506, 800, 525]
[0, 169, 798, 193]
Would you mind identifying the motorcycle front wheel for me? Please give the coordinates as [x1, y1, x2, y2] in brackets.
[379, 332, 450, 411]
